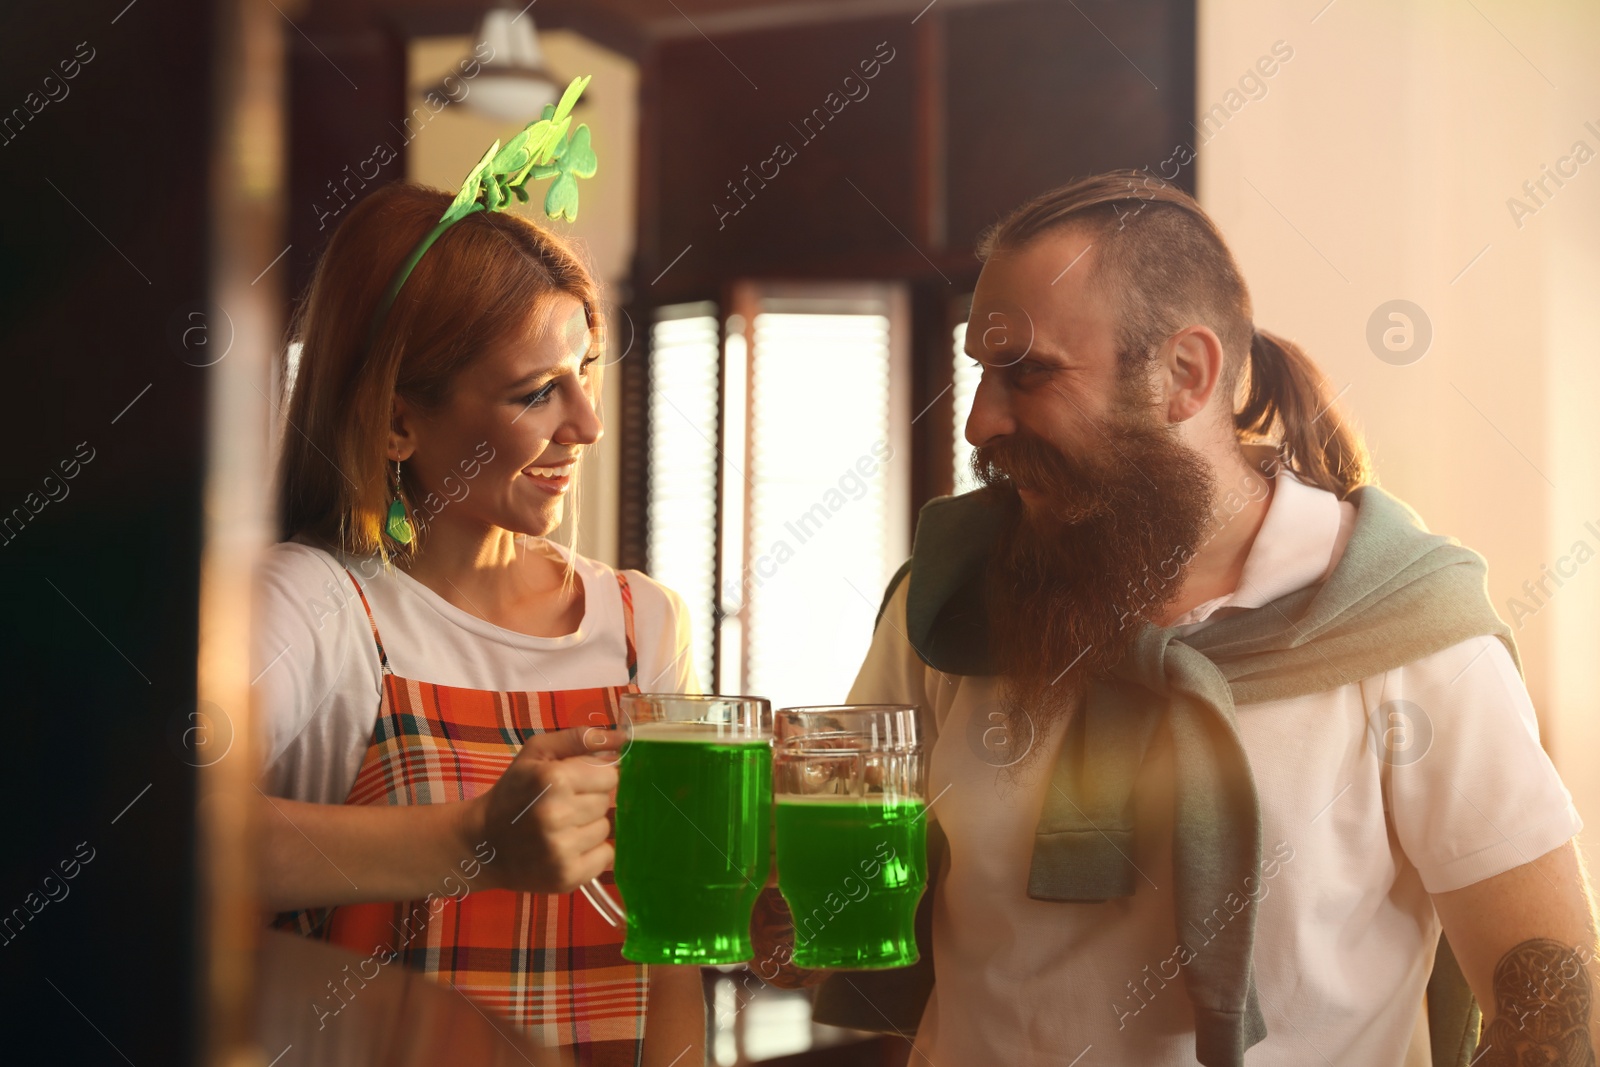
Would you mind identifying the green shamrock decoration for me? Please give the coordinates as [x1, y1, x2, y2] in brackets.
[441, 74, 593, 224]
[542, 125, 598, 222]
[370, 75, 598, 342]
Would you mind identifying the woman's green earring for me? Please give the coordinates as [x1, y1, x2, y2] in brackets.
[385, 459, 415, 545]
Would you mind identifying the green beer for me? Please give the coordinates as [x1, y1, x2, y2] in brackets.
[614, 722, 772, 964]
[776, 794, 928, 969]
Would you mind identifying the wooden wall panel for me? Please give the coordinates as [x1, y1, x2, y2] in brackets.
[648, 16, 919, 291]
[286, 23, 408, 314]
[944, 0, 1197, 248]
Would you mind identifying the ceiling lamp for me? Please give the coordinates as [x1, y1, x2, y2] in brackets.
[428, 5, 580, 123]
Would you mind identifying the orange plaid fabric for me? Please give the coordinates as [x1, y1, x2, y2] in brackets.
[276, 567, 646, 1065]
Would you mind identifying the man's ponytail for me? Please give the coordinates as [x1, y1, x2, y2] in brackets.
[1235, 328, 1370, 498]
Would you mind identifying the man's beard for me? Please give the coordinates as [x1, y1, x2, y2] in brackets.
[973, 402, 1218, 749]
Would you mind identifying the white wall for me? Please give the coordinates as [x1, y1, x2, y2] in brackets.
[407, 30, 639, 568]
[1198, 0, 1600, 859]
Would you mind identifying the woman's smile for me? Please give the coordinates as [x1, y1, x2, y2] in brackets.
[523, 459, 576, 495]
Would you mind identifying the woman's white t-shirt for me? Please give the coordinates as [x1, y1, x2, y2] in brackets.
[252, 536, 699, 804]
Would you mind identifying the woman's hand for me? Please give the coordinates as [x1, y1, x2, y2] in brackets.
[464, 726, 626, 895]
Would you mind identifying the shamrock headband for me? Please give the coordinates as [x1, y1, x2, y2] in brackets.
[369, 74, 599, 345]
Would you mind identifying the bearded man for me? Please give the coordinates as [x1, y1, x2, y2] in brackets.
[792, 173, 1597, 1067]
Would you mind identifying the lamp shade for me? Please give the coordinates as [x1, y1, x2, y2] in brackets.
[427, 7, 583, 123]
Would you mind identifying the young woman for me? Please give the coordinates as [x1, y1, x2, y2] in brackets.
[253, 181, 705, 1066]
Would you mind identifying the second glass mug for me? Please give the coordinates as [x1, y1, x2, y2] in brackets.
[586, 693, 774, 965]
[773, 704, 929, 970]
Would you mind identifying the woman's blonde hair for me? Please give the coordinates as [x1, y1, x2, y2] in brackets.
[276, 181, 603, 566]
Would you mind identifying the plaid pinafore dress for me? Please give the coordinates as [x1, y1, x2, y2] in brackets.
[276, 566, 647, 1065]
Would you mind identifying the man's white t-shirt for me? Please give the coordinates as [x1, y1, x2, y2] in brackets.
[847, 468, 1582, 1066]
[253, 536, 699, 804]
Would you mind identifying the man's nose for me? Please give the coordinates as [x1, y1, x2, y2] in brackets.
[965, 368, 1015, 448]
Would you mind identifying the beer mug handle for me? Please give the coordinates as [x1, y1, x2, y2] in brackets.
[579, 877, 627, 927]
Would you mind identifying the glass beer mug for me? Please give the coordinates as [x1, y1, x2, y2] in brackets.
[773, 704, 928, 969]
[608, 693, 773, 965]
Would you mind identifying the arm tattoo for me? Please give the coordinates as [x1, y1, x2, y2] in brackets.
[1474, 938, 1596, 1066]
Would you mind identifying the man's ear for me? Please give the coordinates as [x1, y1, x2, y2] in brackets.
[1160, 325, 1225, 424]
[387, 395, 419, 463]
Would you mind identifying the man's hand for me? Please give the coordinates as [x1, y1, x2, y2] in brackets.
[1432, 838, 1600, 1065]
[748, 886, 829, 991]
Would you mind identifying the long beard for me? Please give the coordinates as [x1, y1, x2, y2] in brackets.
[974, 408, 1217, 748]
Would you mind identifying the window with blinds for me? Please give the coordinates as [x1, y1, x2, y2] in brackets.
[646, 303, 720, 694]
[644, 285, 910, 709]
[740, 287, 909, 712]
